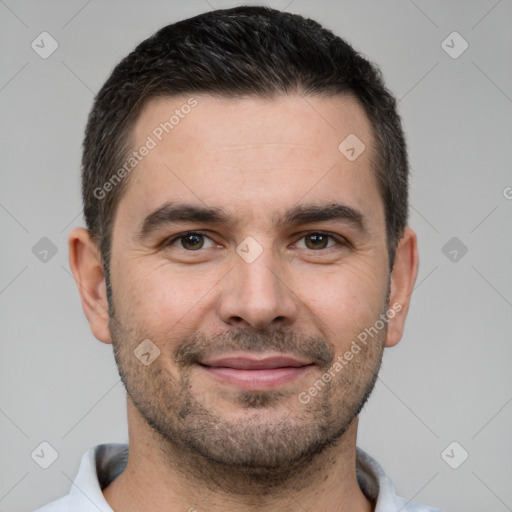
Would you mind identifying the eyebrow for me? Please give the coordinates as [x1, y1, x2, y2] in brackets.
[136, 201, 367, 240]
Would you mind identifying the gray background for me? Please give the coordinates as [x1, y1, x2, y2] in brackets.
[1, 0, 511, 511]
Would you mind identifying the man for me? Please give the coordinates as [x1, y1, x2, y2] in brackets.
[35, 6, 442, 512]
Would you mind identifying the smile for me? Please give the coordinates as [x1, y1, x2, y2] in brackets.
[198, 354, 316, 390]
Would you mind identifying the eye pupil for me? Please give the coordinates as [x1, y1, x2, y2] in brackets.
[306, 233, 328, 250]
[182, 233, 204, 250]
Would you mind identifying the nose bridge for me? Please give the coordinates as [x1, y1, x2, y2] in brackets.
[238, 244, 281, 300]
[217, 237, 297, 330]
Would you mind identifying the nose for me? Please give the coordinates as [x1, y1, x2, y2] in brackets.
[216, 245, 299, 331]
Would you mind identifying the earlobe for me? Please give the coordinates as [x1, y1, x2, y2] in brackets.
[68, 227, 112, 344]
[385, 227, 419, 348]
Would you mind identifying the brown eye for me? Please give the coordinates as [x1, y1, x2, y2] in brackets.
[296, 232, 342, 251]
[304, 233, 330, 250]
[166, 232, 214, 251]
[180, 233, 204, 250]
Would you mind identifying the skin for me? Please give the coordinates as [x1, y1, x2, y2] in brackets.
[69, 93, 418, 512]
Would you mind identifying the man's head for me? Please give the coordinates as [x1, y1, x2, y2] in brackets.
[81, 6, 409, 285]
[69, 6, 418, 484]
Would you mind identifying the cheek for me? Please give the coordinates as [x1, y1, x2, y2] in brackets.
[115, 260, 221, 333]
[296, 262, 388, 341]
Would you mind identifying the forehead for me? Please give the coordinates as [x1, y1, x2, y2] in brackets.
[116, 93, 382, 233]
[134, 92, 373, 161]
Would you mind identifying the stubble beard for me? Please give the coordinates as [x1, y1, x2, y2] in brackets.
[109, 315, 385, 491]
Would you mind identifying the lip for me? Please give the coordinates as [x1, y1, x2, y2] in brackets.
[200, 353, 313, 369]
[198, 353, 315, 390]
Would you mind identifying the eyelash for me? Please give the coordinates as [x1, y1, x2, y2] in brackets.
[162, 230, 349, 252]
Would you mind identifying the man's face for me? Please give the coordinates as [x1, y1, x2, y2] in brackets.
[107, 93, 391, 472]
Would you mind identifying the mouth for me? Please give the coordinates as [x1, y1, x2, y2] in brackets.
[198, 353, 316, 390]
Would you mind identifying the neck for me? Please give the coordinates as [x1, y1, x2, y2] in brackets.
[103, 400, 374, 512]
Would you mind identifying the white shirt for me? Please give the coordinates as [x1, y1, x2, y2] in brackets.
[34, 443, 443, 511]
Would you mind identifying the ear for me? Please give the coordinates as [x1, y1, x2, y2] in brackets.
[385, 227, 419, 348]
[68, 227, 112, 344]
